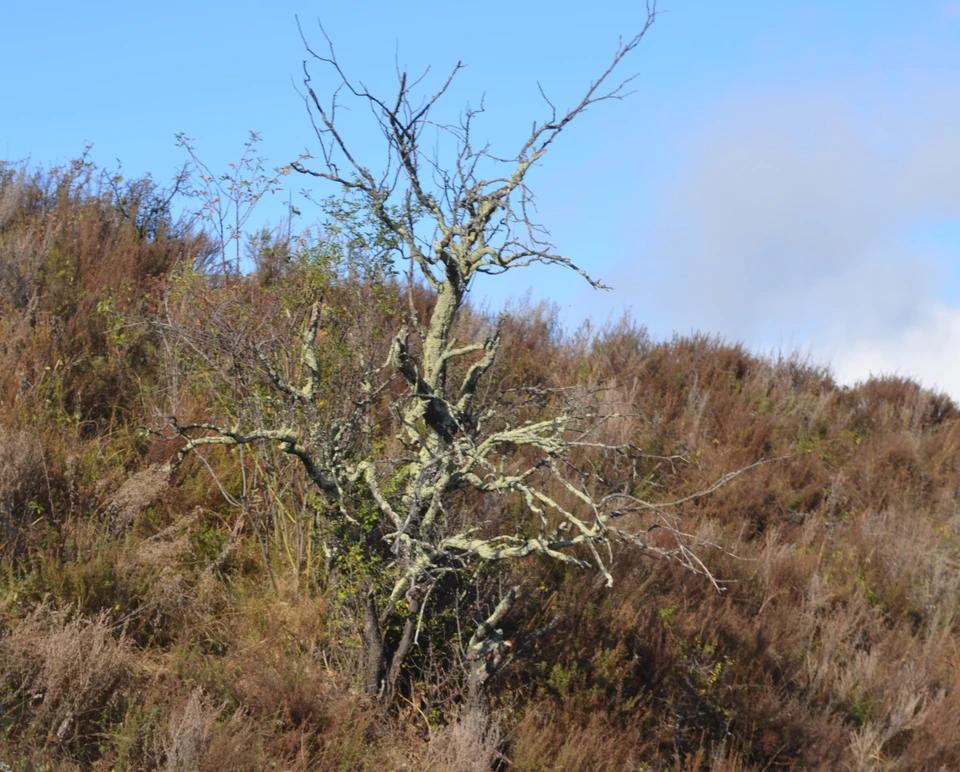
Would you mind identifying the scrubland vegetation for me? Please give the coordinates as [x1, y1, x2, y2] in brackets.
[2, 150, 960, 772]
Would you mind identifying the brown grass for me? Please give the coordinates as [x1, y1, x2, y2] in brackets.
[164, 687, 219, 772]
[424, 707, 504, 772]
[7, 156, 960, 770]
[0, 603, 132, 748]
[0, 428, 46, 553]
[102, 463, 170, 533]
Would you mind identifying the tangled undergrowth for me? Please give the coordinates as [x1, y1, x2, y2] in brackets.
[2, 159, 960, 771]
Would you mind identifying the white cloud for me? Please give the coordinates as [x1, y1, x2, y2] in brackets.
[824, 301, 960, 396]
[620, 80, 960, 397]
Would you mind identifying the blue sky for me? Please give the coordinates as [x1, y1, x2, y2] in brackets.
[4, 1, 960, 394]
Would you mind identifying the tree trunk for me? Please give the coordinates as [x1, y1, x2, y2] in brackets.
[363, 590, 384, 699]
[381, 596, 420, 704]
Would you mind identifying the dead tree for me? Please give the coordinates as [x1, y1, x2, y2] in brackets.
[157, 3, 746, 705]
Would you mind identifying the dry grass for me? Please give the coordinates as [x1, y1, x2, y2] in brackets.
[7, 156, 960, 770]
[103, 463, 170, 533]
[0, 603, 132, 746]
[0, 428, 45, 553]
[164, 687, 219, 772]
[424, 707, 504, 772]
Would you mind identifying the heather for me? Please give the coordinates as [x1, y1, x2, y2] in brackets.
[1, 157, 960, 771]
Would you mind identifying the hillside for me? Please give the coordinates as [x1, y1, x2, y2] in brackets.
[2, 158, 960, 771]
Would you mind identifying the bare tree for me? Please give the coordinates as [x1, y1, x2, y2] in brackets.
[156, 3, 746, 706]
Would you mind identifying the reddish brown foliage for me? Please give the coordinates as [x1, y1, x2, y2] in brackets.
[4, 159, 960, 770]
